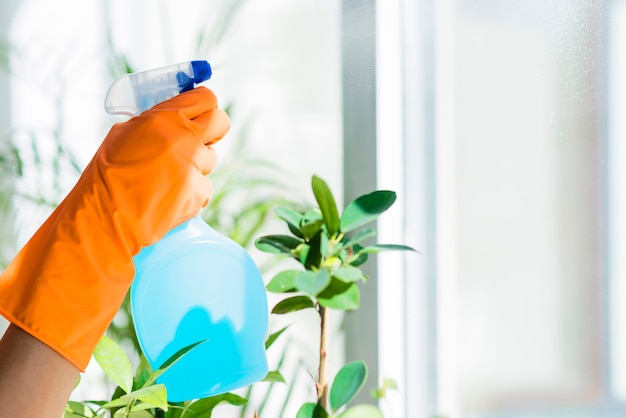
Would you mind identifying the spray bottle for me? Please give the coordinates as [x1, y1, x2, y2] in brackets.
[105, 61, 269, 402]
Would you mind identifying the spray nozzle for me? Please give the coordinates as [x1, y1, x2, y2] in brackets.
[105, 60, 213, 117]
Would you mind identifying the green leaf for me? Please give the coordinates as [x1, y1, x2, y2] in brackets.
[300, 209, 324, 239]
[165, 404, 186, 418]
[184, 393, 248, 418]
[85, 400, 107, 408]
[73, 374, 82, 390]
[63, 411, 91, 418]
[304, 232, 323, 269]
[337, 404, 384, 418]
[266, 270, 300, 293]
[129, 402, 156, 411]
[121, 385, 168, 411]
[127, 411, 153, 418]
[328, 239, 346, 258]
[274, 205, 304, 238]
[272, 295, 315, 314]
[301, 219, 324, 238]
[144, 340, 205, 387]
[340, 191, 397, 233]
[344, 228, 376, 248]
[382, 378, 398, 390]
[113, 408, 127, 418]
[262, 370, 286, 383]
[318, 279, 360, 310]
[371, 378, 399, 399]
[296, 402, 329, 418]
[295, 270, 331, 297]
[298, 243, 311, 265]
[330, 361, 368, 411]
[65, 401, 95, 418]
[93, 335, 134, 394]
[133, 354, 153, 390]
[265, 325, 290, 349]
[101, 398, 128, 409]
[332, 266, 366, 283]
[312, 175, 340, 236]
[323, 256, 343, 269]
[255, 235, 303, 254]
[359, 244, 416, 253]
[320, 231, 330, 257]
[109, 385, 126, 406]
[347, 244, 369, 267]
[371, 387, 385, 399]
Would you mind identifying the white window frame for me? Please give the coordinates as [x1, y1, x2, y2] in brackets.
[344, 0, 626, 417]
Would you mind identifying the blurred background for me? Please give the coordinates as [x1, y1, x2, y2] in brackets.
[0, 0, 625, 417]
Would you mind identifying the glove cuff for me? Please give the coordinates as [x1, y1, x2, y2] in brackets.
[0, 182, 134, 371]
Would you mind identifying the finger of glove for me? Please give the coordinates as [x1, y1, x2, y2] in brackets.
[192, 145, 217, 176]
[166, 122, 218, 175]
[174, 172, 214, 225]
[151, 86, 218, 119]
[189, 108, 230, 146]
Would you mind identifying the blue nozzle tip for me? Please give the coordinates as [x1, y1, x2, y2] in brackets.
[191, 60, 212, 84]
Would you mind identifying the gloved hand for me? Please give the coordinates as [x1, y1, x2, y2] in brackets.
[0, 87, 229, 371]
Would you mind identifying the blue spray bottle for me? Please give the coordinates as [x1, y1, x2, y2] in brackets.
[105, 61, 269, 402]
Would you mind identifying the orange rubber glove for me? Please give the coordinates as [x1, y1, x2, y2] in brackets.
[0, 87, 229, 371]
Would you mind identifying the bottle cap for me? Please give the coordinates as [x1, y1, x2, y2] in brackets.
[192, 60, 213, 84]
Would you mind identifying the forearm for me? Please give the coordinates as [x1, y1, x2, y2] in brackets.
[0, 324, 78, 418]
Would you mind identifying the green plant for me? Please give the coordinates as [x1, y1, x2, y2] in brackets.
[254, 175, 414, 417]
[64, 336, 249, 418]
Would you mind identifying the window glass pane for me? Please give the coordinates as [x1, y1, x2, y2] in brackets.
[608, 0, 626, 403]
[448, 0, 609, 414]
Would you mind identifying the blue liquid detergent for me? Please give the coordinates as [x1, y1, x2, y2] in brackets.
[131, 216, 269, 401]
[105, 61, 269, 401]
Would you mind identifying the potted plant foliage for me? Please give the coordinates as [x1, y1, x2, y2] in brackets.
[64, 175, 413, 418]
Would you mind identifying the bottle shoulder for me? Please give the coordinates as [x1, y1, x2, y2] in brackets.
[137, 216, 243, 256]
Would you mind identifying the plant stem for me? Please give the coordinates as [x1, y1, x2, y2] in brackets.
[316, 305, 329, 410]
